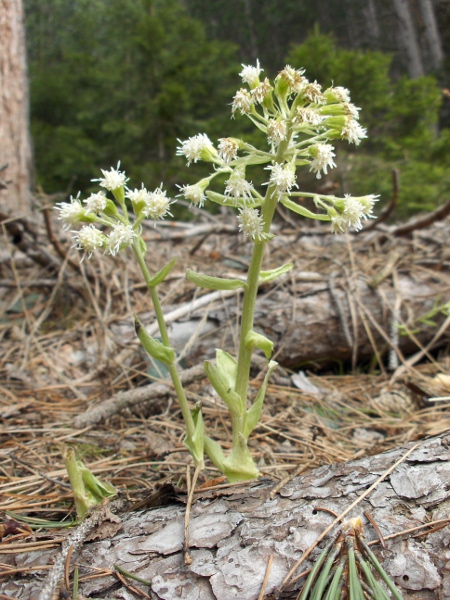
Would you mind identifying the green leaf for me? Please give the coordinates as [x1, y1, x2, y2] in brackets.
[204, 359, 242, 415]
[281, 196, 330, 221]
[65, 447, 116, 519]
[135, 315, 175, 364]
[244, 330, 273, 360]
[184, 405, 205, 465]
[204, 435, 226, 472]
[215, 349, 238, 388]
[148, 257, 177, 288]
[186, 268, 247, 291]
[243, 360, 277, 438]
[259, 262, 293, 283]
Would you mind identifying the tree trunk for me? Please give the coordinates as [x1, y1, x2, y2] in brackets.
[0, 0, 32, 214]
[1, 433, 449, 599]
[363, 0, 381, 45]
[417, 0, 444, 71]
[392, 0, 425, 77]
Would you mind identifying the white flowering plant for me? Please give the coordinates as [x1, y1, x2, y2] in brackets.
[57, 63, 378, 482]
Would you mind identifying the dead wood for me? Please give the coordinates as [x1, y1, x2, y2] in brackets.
[1, 433, 449, 600]
[142, 266, 450, 371]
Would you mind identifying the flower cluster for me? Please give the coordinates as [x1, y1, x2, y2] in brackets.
[56, 165, 173, 260]
[176, 61, 376, 236]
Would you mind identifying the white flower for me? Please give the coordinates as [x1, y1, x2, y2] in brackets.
[126, 185, 149, 205]
[294, 107, 324, 126]
[232, 89, 253, 115]
[218, 138, 239, 164]
[277, 65, 306, 94]
[325, 86, 351, 103]
[303, 82, 326, 105]
[178, 182, 207, 207]
[343, 197, 365, 231]
[106, 223, 136, 255]
[344, 103, 361, 119]
[341, 118, 367, 145]
[176, 134, 215, 166]
[239, 60, 262, 87]
[358, 194, 379, 218]
[267, 119, 287, 145]
[84, 191, 107, 215]
[55, 193, 86, 230]
[225, 168, 255, 203]
[142, 187, 173, 222]
[251, 78, 273, 104]
[309, 144, 337, 179]
[93, 162, 128, 191]
[237, 207, 267, 241]
[330, 213, 350, 234]
[266, 162, 298, 194]
[72, 224, 106, 259]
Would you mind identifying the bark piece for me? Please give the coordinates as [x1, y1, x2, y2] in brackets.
[2, 434, 450, 600]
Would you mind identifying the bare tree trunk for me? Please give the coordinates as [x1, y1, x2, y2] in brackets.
[1, 434, 449, 599]
[417, 0, 444, 70]
[363, 0, 381, 45]
[0, 0, 32, 214]
[392, 0, 425, 77]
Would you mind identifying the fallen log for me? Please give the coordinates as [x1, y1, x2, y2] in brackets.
[122, 265, 449, 372]
[1, 433, 449, 599]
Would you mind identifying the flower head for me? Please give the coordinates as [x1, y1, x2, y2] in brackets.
[218, 138, 239, 164]
[84, 191, 108, 215]
[72, 224, 106, 260]
[232, 89, 253, 116]
[93, 162, 128, 191]
[341, 118, 367, 145]
[308, 144, 337, 179]
[276, 65, 306, 94]
[294, 107, 324, 127]
[251, 78, 273, 104]
[142, 187, 173, 222]
[324, 86, 351, 104]
[237, 207, 268, 241]
[266, 162, 298, 195]
[177, 182, 207, 208]
[55, 193, 87, 230]
[106, 223, 137, 255]
[302, 82, 326, 105]
[176, 134, 217, 166]
[267, 119, 287, 146]
[239, 60, 262, 87]
[224, 168, 255, 204]
[126, 185, 149, 206]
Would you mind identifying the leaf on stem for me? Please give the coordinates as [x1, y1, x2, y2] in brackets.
[243, 360, 278, 438]
[148, 257, 177, 288]
[186, 269, 247, 291]
[135, 315, 175, 364]
[244, 330, 273, 360]
[259, 262, 293, 283]
[280, 196, 330, 220]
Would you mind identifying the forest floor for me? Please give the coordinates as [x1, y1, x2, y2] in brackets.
[0, 202, 450, 547]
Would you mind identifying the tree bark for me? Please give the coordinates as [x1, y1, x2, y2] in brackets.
[0, 0, 32, 214]
[392, 0, 425, 77]
[1, 433, 449, 599]
[417, 0, 444, 71]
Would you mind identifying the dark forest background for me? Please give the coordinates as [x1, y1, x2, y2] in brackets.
[24, 0, 450, 217]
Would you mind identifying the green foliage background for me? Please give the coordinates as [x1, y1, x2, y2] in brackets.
[25, 0, 449, 217]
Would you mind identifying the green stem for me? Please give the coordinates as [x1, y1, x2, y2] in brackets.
[234, 138, 291, 408]
[132, 240, 196, 441]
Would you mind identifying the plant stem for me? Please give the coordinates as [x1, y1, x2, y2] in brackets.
[132, 241, 196, 441]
